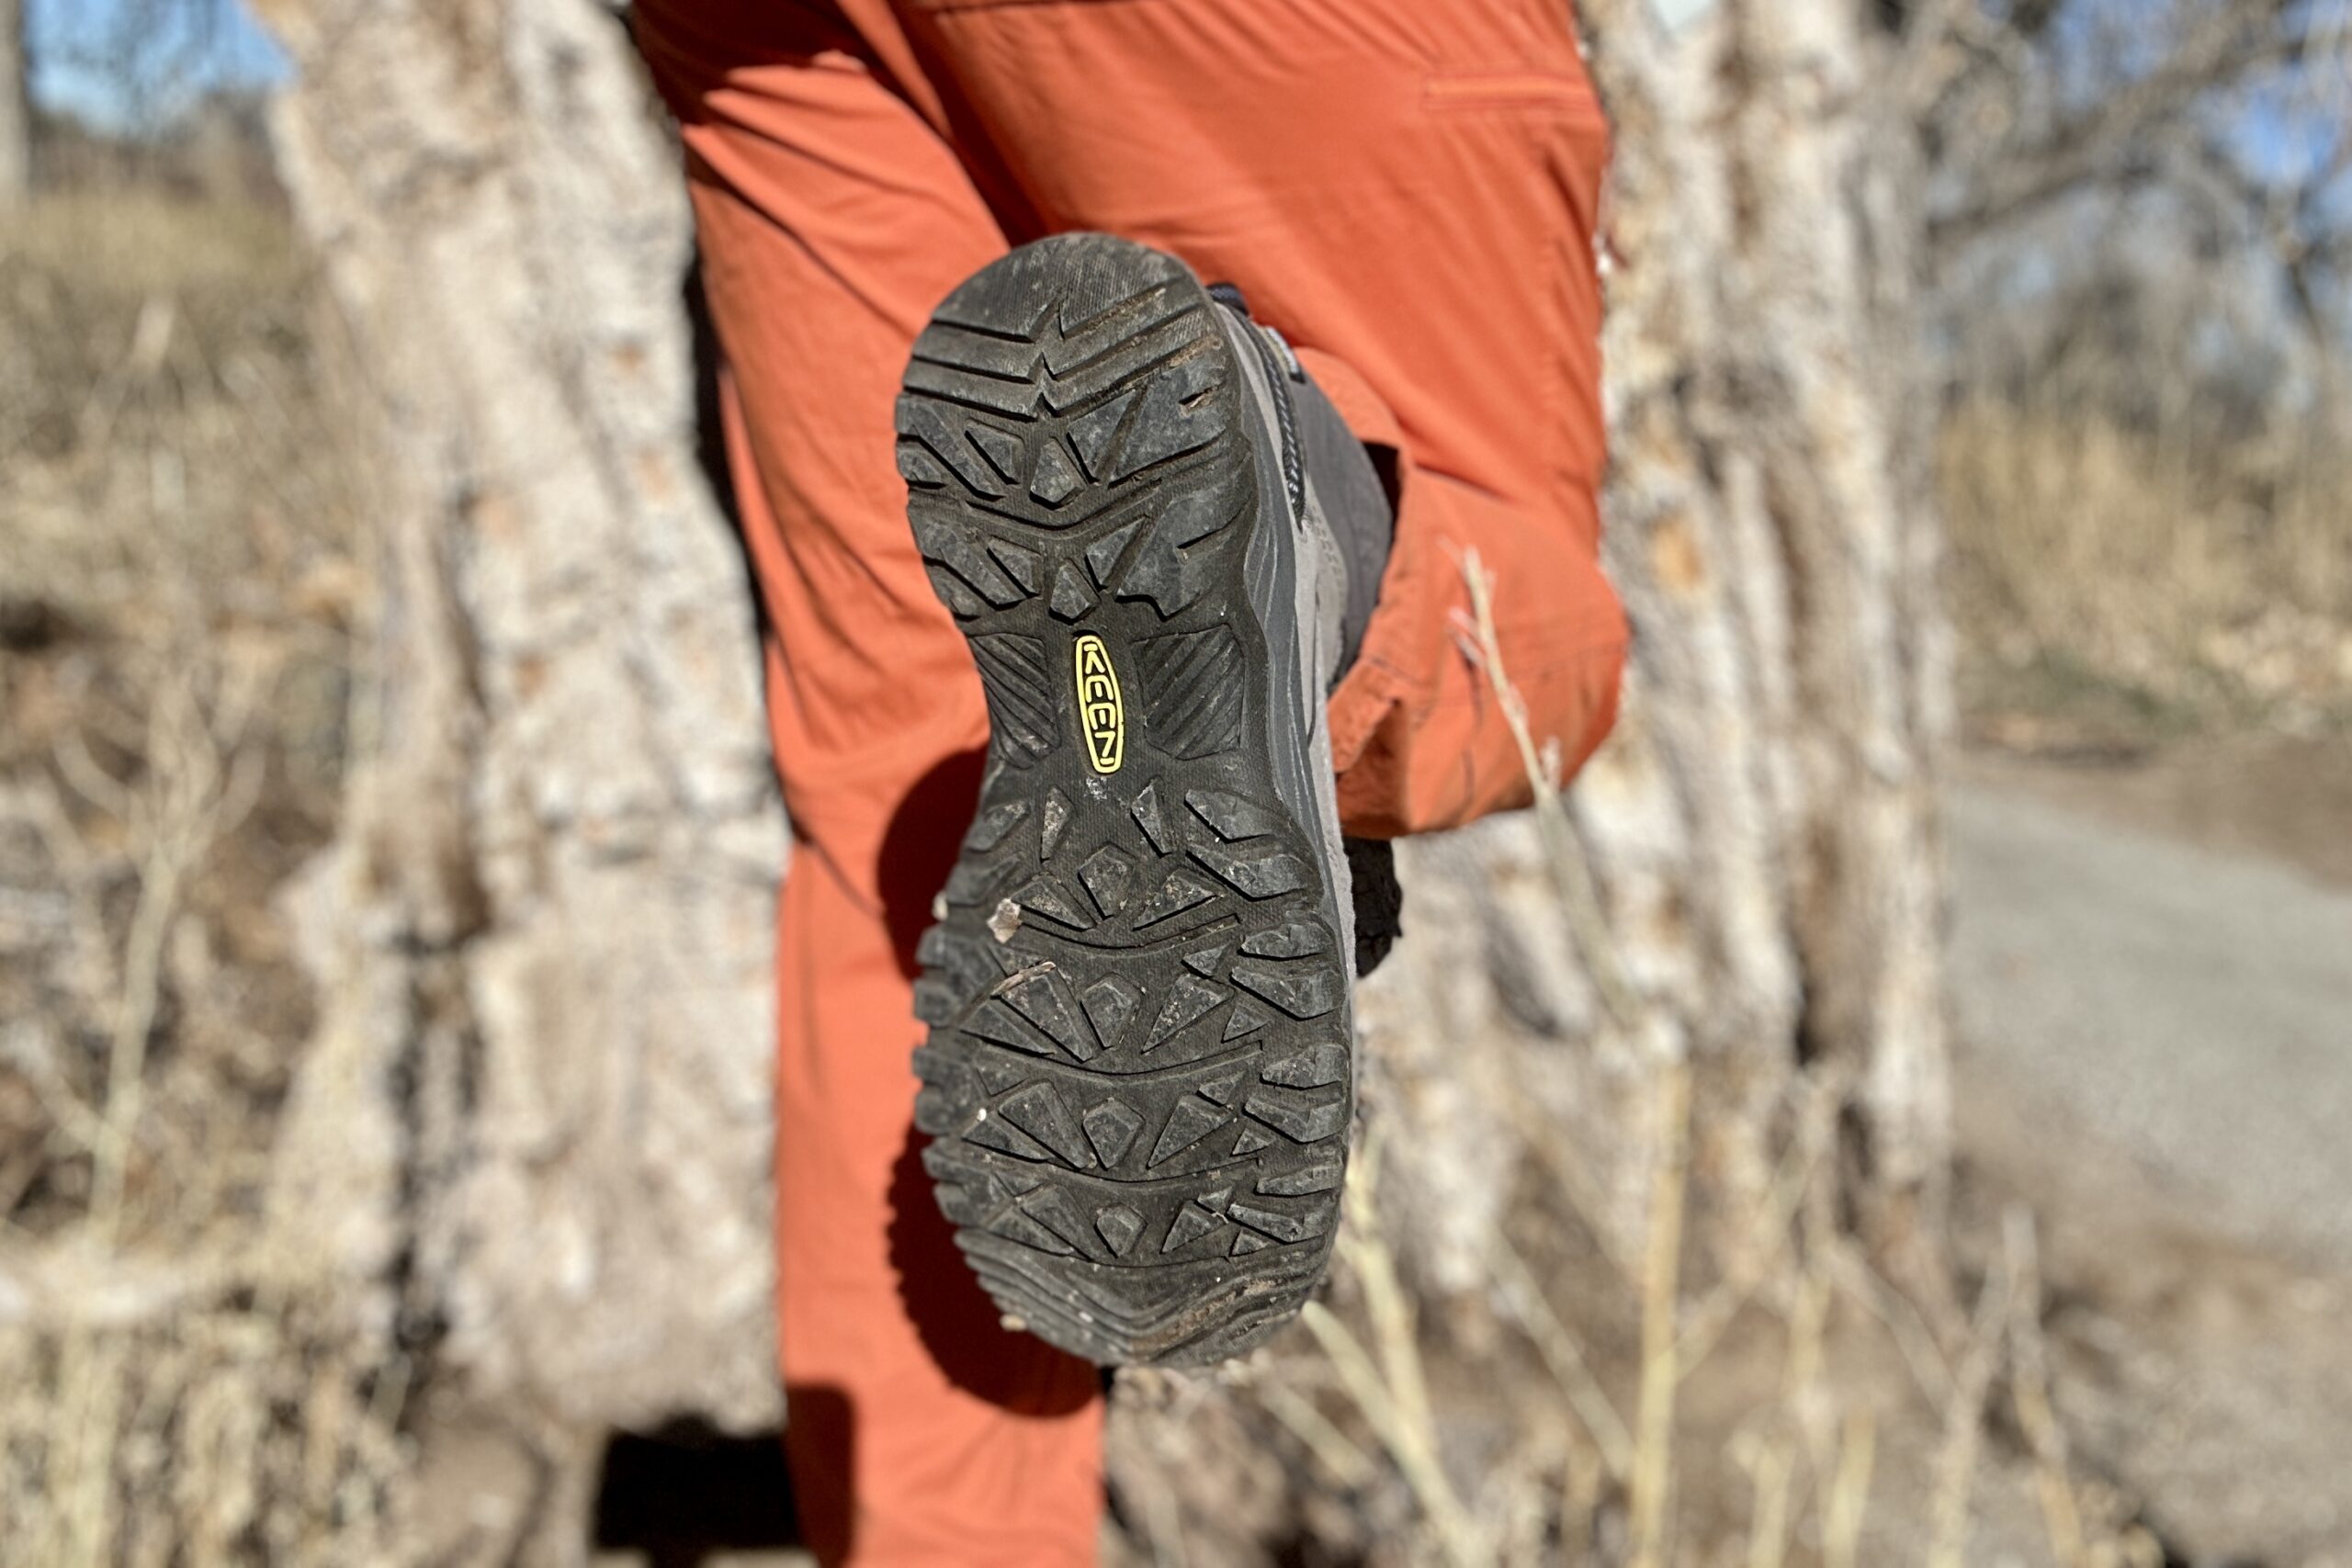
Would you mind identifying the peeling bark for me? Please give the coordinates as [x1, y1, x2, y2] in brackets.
[259, 0, 786, 1557]
[1351, 0, 1950, 1303]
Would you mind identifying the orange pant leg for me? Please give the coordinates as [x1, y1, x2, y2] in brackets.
[635, 8, 1102, 1566]
[849, 0, 1628, 833]
[639, 0, 1621, 1558]
[769, 824, 1102, 1567]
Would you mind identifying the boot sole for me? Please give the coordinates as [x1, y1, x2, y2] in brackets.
[896, 233, 1352, 1366]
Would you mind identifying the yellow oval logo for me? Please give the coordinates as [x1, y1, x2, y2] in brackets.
[1072, 634, 1125, 775]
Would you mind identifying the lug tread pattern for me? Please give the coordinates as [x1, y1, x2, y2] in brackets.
[1132, 626, 1248, 758]
[897, 235, 1352, 1366]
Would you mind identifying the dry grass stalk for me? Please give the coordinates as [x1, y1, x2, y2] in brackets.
[1826, 1244, 1961, 1411]
[1674, 1076, 1835, 1379]
[2002, 1206, 2091, 1568]
[1458, 547, 1642, 1031]
[1487, 1231, 1636, 1477]
[1821, 1411, 1876, 1568]
[1927, 1262, 2011, 1568]
[1561, 1432, 1604, 1565]
[1626, 1060, 1691, 1568]
[1298, 1302, 1482, 1567]
[1786, 1131, 1847, 1546]
[1305, 1135, 1486, 1568]
[1260, 1382, 1378, 1491]
[1735, 1432, 1793, 1568]
[1499, 1088, 1645, 1291]
[1340, 1132, 1440, 1450]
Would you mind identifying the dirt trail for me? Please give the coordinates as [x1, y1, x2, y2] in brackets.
[1948, 741, 2352, 1566]
[1950, 751, 2352, 1268]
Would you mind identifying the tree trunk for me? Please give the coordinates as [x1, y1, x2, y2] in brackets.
[258, 1, 786, 1559]
[1103, 4, 1951, 1553]
[256, 0, 1949, 1560]
[1571, 0, 1951, 1235]
[0, 0, 31, 206]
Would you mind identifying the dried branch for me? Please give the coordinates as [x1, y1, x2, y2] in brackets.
[1674, 1074, 1836, 1377]
[44, 667, 261, 1567]
[1303, 1134, 1485, 1568]
[1926, 1261, 2011, 1568]
[2003, 1207, 2092, 1568]
[1299, 1302, 1485, 1568]
[1487, 1230, 1637, 1477]
[1260, 1384, 1378, 1491]
[1928, 0, 2317, 248]
[1459, 547, 1644, 1033]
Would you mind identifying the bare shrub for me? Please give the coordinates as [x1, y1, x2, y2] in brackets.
[1940, 399, 2352, 742]
[0, 188, 405, 1565]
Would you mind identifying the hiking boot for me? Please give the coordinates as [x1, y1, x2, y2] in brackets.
[896, 232, 1371, 1365]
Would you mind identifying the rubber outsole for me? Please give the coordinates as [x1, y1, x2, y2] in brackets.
[895, 234, 1352, 1367]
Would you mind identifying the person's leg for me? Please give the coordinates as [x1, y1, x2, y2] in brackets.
[841, 0, 1622, 1364]
[854, 0, 1628, 835]
[633, 5, 1102, 1563]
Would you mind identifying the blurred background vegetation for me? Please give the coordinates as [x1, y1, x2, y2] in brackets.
[2, 1, 2349, 1565]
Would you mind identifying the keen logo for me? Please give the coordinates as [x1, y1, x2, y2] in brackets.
[1072, 634, 1125, 775]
